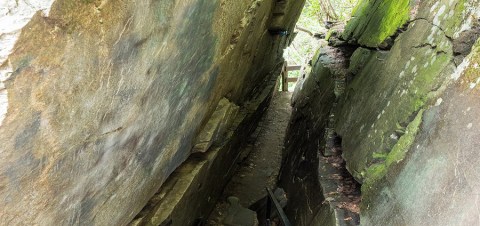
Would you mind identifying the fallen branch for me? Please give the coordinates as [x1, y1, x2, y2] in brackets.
[295, 26, 315, 36]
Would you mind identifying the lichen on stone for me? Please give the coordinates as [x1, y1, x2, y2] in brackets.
[461, 37, 480, 89]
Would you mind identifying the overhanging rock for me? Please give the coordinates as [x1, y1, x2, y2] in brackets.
[130, 69, 280, 226]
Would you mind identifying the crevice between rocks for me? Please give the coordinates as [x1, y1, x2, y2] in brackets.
[319, 44, 362, 226]
[320, 132, 361, 225]
[128, 62, 284, 226]
[278, 40, 362, 226]
[407, 18, 453, 41]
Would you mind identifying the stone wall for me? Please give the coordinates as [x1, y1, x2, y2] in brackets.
[0, 0, 304, 225]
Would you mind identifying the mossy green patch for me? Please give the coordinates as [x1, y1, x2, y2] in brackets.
[312, 48, 322, 67]
[443, 0, 466, 37]
[385, 110, 423, 166]
[348, 47, 374, 74]
[362, 110, 424, 188]
[363, 163, 387, 186]
[462, 39, 480, 88]
[342, 0, 410, 47]
[325, 29, 337, 41]
[372, 152, 388, 159]
[342, 25, 451, 176]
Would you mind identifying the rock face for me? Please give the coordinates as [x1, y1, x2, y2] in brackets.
[129, 72, 281, 226]
[278, 46, 340, 225]
[342, 0, 410, 47]
[192, 98, 239, 153]
[0, 0, 304, 225]
[281, 0, 480, 225]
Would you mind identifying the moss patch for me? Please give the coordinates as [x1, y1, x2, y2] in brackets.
[348, 47, 374, 74]
[335, 18, 455, 183]
[363, 110, 424, 188]
[342, 0, 410, 47]
[462, 39, 480, 88]
[385, 110, 424, 166]
[325, 29, 337, 41]
[441, 0, 466, 37]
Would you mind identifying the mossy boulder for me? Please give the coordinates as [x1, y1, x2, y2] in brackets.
[342, 0, 410, 47]
[336, 17, 454, 183]
[361, 38, 480, 225]
[336, 0, 480, 224]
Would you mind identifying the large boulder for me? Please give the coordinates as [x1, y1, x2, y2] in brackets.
[336, 0, 480, 225]
[0, 0, 304, 224]
[281, 0, 480, 225]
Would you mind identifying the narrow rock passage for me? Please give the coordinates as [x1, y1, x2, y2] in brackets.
[207, 91, 293, 225]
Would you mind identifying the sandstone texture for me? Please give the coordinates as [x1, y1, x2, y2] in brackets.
[279, 46, 339, 226]
[130, 72, 280, 226]
[281, 0, 480, 225]
[0, 0, 304, 225]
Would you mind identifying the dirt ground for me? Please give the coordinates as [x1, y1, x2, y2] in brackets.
[207, 91, 293, 225]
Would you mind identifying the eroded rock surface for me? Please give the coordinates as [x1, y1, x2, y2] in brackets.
[279, 45, 339, 226]
[281, 0, 480, 225]
[0, 0, 304, 225]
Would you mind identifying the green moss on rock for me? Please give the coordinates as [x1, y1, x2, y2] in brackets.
[335, 18, 454, 184]
[363, 163, 387, 185]
[363, 110, 423, 190]
[342, 0, 410, 47]
[348, 47, 374, 74]
[462, 39, 480, 88]
[325, 29, 337, 41]
[385, 110, 424, 166]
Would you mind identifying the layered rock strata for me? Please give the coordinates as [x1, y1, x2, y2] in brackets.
[0, 0, 304, 224]
[280, 0, 480, 225]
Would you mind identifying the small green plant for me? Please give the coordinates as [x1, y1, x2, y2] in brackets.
[302, 0, 359, 25]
